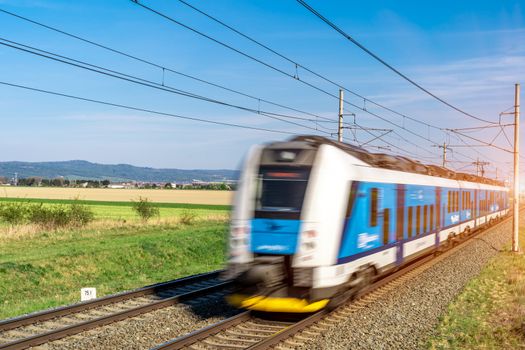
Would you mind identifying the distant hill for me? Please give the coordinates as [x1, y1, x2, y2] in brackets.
[0, 160, 239, 183]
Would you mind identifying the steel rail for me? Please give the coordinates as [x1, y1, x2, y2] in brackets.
[155, 213, 514, 350]
[0, 270, 222, 332]
[0, 271, 231, 350]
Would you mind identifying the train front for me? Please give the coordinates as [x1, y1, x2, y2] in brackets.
[225, 139, 329, 313]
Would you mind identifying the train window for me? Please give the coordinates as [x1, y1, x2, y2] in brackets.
[447, 192, 451, 213]
[430, 205, 434, 230]
[370, 188, 379, 227]
[455, 191, 459, 212]
[383, 208, 390, 245]
[416, 206, 421, 235]
[256, 167, 310, 212]
[423, 205, 428, 233]
[408, 207, 413, 237]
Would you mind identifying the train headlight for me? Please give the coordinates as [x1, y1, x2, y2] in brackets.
[229, 225, 250, 249]
[300, 230, 317, 251]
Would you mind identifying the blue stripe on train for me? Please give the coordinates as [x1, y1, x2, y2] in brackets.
[250, 218, 301, 255]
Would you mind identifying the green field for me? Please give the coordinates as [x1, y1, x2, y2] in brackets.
[429, 228, 525, 349]
[0, 198, 230, 319]
[0, 197, 230, 222]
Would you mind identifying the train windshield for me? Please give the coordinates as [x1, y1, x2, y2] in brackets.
[255, 167, 310, 212]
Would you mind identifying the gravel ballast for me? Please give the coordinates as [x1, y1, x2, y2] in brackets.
[296, 220, 513, 350]
[42, 293, 238, 350]
[36, 220, 512, 350]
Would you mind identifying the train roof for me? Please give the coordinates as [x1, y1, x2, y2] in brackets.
[290, 135, 505, 188]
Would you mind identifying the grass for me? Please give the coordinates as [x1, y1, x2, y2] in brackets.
[428, 228, 525, 349]
[0, 197, 231, 319]
[0, 198, 229, 228]
[0, 221, 228, 319]
[0, 197, 231, 210]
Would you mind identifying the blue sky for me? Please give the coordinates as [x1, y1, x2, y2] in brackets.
[0, 0, 523, 178]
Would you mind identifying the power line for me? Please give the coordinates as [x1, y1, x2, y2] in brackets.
[174, 0, 448, 133]
[3, 3, 509, 172]
[295, 0, 498, 125]
[0, 7, 330, 125]
[447, 129, 513, 154]
[0, 81, 299, 135]
[129, 1, 453, 145]
[133, 0, 498, 164]
[0, 37, 330, 135]
[134, 0, 510, 166]
[451, 123, 514, 132]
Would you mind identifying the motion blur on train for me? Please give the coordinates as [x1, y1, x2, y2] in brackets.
[224, 136, 509, 313]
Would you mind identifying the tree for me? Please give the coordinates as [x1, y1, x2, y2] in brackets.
[132, 197, 159, 222]
[51, 177, 65, 187]
[101, 180, 110, 187]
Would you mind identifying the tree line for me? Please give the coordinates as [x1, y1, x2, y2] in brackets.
[0, 176, 235, 190]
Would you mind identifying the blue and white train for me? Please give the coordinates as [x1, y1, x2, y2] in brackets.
[225, 136, 509, 313]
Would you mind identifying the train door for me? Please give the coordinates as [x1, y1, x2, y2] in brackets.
[337, 182, 396, 261]
[474, 190, 478, 227]
[436, 187, 441, 247]
[396, 184, 405, 264]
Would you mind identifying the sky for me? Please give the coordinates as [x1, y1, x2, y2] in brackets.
[0, 0, 524, 178]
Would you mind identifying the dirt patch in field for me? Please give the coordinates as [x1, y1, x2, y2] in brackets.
[0, 187, 233, 205]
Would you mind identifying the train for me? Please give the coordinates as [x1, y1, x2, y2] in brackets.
[224, 135, 509, 313]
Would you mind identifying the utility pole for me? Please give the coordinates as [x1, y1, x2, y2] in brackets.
[512, 83, 520, 253]
[338, 89, 344, 142]
[440, 142, 447, 168]
[472, 158, 489, 177]
[432, 143, 449, 168]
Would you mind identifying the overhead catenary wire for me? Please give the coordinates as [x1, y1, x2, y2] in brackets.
[0, 37, 331, 135]
[447, 129, 513, 154]
[131, 0, 506, 167]
[128, 1, 452, 144]
[2, 4, 511, 175]
[0, 79, 435, 167]
[0, 81, 299, 135]
[0, 6, 395, 140]
[295, 0, 498, 125]
[0, 7, 331, 125]
[173, 0, 447, 133]
[176, 0, 509, 162]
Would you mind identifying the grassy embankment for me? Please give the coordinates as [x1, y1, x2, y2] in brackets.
[429, 228, 525, 349]
[0, 198, 230, 319]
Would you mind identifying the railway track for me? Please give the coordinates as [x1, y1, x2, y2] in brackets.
[155, 215, 513, 350]
[0, 270, 231, 350]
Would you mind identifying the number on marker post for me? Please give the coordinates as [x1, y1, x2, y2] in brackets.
[81, 287, 97, 301]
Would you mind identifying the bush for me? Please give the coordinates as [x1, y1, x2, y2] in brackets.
[27, 203, 64, 228]
[0, 202, 28, 225]
[0, 200, 94, 229]
[179, 210, 196, 225]
[27, 202, 94, 229]
[68, 202, 95, 226]
[132, 197, 160, 222]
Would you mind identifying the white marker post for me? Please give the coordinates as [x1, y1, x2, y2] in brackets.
[81, 287, 97, 302]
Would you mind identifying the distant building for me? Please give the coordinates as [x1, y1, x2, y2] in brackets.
[108, 184, 125, 189]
